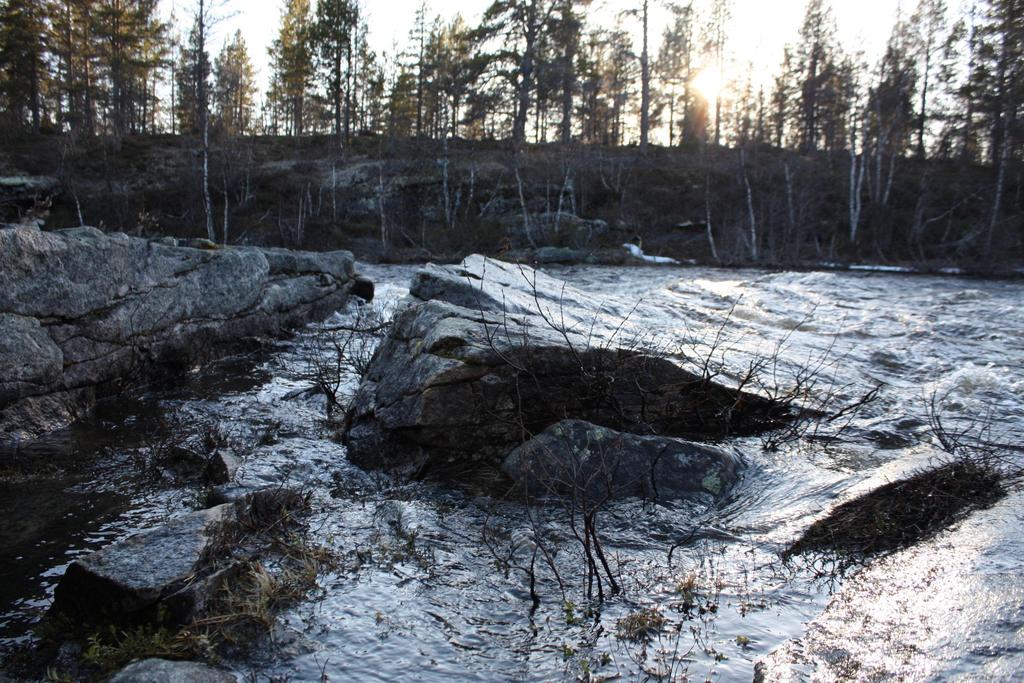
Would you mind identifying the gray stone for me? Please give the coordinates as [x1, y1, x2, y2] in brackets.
[499, 211, 609, 247]
[0, 225, 362, 440]
[343, 256, 783, 477]
[108, 659, 235, 683]
[352, 274, 375, 301]
[205, 450, 241, 485]
[52, 503, 236, 623]
[51, 488, 306, 625]
[502, 419, 742, 502]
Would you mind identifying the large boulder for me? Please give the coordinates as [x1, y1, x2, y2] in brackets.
[0, 225, 367, 440]
[343, 256, 786, 479]
[502, 419, 742, 502]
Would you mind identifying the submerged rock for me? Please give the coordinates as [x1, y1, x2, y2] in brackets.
[0, 225, 367, 440]
[108, 658, 235, 683]
[344, 255, 785, 479]
[502, 419, 742, 502]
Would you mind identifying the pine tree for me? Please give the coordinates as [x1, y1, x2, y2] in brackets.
[769, 47, 795, 148]
[792, 0, 841, 152]
[91, 0, 167, 136]
[639, 0, 650, 150]
[175, 17, 208, 134]
[312, 0, 357, 146]
[866, 15, 918, 201]
[549, 0, 582, 144]
[430, 15, 478, 138]
[703, 0, 730, 146]
[479, 0, 557, 146]
[911, 0, 952, 157]
[213, 30, 256, 135]
[656, 2, 697, 146]
[408, 1, 430, 136]
[971, 0, 1024, 255]
[0, 0, 48, 132]
[50, 0, 94, 133]
[269, 0, 314, 137]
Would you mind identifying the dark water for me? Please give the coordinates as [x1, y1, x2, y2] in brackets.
[1, 265, 1022, 681]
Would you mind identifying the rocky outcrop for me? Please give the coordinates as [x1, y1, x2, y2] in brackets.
[0, 175, 59, 207]
[343, 256, 786, 484]
[502, 419, 742, 502]
[108, 658, 235, 683]
[0, 225, 366, 440]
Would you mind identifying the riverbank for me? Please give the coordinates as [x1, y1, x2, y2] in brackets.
[2, 135, 1020, 274]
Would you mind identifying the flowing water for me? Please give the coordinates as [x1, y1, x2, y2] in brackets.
[2, 265, 1023, 681]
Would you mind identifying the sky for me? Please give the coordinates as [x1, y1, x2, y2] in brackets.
[162, 0, 957, 94]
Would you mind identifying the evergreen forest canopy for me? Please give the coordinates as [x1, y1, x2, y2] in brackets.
[0, 0, 1021, 268]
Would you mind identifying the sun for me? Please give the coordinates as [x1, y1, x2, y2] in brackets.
[692, 67, 724, 103]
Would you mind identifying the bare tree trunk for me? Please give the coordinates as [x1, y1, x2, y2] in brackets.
[986, 109, 1011, 258]
[441, 137, 453, 229]
[704, 174, 719, 262]
[882, 153, 896, 207]
[222, 186, 229, 245]
[515, 166, 537, 248]
[741, 150, 757, 261]
[197, 0, 214, 242]
[559, 5, 576, 146]
[917, 51, 931, 158]
[668, 83, 676, 147]
[784, 160, 796, 235]
[377, 161, 388, 251]
[849, 148, 865, 243]
[639, 0, 650, 152]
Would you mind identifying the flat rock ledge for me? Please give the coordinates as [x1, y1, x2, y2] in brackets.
[0, 225, 367, 440]
[343, 255, 784, 498]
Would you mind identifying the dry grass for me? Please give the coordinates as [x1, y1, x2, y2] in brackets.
[615, 607, 667, 643]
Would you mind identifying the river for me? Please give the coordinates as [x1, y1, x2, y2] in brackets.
[2, 264, 1022, 681]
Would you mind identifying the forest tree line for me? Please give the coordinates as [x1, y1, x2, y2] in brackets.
[0, 0, 1021, 265]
